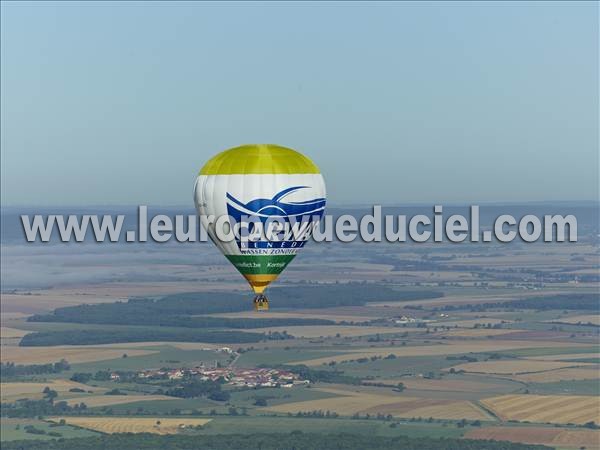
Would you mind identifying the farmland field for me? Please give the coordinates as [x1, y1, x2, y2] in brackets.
[325, 355, 458, 380]
[0, 327, 28, 338]
[526, 379, 600, 396]
[481, 394, 600, 425]
[449, 360, 594, 375]
[62, 394, 176, 408]
[243, 325, 409, 338]
[155, 416, 468, 439]
[262, 387, 406, 415]
[465, 426, 600, 448]
[49, 417, 212, 434]
[362, 398, 492, 421]
[1, 380, 105, 402]
[511, 368, 600, 383]
[235, 348, 348, 366]
[1, 418, 99, 441]
[293, 340, 593, 366]
[263, 386, 493, 421]
[381, 377, 519, 394]
[432, 318, 514, 328]
[65, 346, 232, 373]
[496, 346, 600, 358]
[529, 352, 600, 361]
[1, 346, 158, 365]
[440, 328, 525, 337]
[550, 315, 600, 326]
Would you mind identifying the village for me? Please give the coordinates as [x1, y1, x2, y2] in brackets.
[132, 366, 309, 388]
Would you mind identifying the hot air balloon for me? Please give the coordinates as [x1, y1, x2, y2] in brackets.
[194, 144, 326, 310]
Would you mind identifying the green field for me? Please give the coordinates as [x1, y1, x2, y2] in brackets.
[93, 397, 226, 414]
[235, 348, 346, 366]
[560, 357, 600, 363]
[87, 386, 341, 415]
[526, 379, 600, 396]
[1, 418, 99, 441]
[504, 320, 599, 333]
[180, 416, 469, 438]
[324, 355, 458, 378]
[65, 346, 231, 374]
[228, 385, 340, 407]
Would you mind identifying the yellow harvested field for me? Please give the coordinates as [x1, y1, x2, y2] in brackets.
[552, 315, 600, 326]
[245, 326, 410, 338]
[511, 368, 600, 383]
[63, 394, 175, 408]
[363, 399, 492, 421]
[49, 417, 212, 434]
[450, 360, 592, 375]
[294, 340, 592, 366]
[466, 426, 600, 448]
[263, 387, 406, 415]
[0, 327, 28, 338]
[1, 380, 105, 401]
[1, 346, 158, 364]
[529, 353, 600, 361]
[264, 387, 492, 420]
[481, 394, 600, 425]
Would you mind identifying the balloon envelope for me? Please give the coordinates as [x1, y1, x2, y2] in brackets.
[194, 144, 326, 300]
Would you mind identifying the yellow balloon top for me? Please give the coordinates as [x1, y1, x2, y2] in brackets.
[199, 144, 320, 175]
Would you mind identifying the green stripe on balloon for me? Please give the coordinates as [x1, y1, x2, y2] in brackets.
[225, 254, 296, 275]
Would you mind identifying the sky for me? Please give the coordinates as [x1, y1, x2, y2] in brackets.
[1, 1, 598, 206]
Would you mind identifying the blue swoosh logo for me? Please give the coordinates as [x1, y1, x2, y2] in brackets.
[226, 186, 326, 222]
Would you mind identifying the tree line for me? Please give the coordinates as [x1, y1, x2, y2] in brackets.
[0, 432, 550, 450]
[27, 308, 333, 329]
[19, 329, 264, 346]
[1, 360, 70, 377]
[1, 399, 87, 418]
